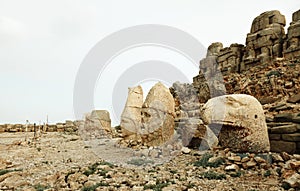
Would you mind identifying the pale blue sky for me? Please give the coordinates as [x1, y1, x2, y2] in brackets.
[0, 0, 299, 124]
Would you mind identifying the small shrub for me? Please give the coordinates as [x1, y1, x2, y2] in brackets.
[0, 169, 22, 176]
[41, 161, 49, 165]
[144, 181, 169, 191]
[37, 147, 41, 152]
[99, 161, 114, 168]
[33, 183, 49, 191]
[0, 169, 11, 176]
[170, 170, 177, 174]
[82, 182, 108, 191]
[98, 168, 108, 177]
[266, 70, 281, 77]
[83, 162, 100, 176]
[187, 183, 196, 188]
[229, 171, 242, 178]
[201, 171, 226, 180]
[264, 170, 271, 177]
[281, 182, 291, 190]
[193, 153, 213, 167]
[193, 153, 224, 168]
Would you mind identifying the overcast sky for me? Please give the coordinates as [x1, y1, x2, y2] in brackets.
[0, 1, 299, 125]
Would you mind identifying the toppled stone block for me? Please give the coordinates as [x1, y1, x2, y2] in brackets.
[282, 133, 300, 142]
[270, 140, 296, 154]
[217, 43, 244, 73]
[274, 113, 294, 122]
[287, 93, 300, 103]
[269, 124, 298, 134]
[202, 94, 270, 153]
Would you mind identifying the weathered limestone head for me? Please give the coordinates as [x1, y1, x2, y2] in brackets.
[120, 86, 143, 140]
[201, 94, 270, 153]
[206, 42, 223, 57]
[121, 82, 175, 146]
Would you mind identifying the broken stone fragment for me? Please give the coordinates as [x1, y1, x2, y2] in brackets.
[201, 94, 270, 153]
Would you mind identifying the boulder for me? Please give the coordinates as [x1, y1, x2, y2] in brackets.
[201, 94, 270, 153]
[244, 10, 286, 69]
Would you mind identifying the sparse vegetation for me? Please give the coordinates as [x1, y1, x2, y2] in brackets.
[193, 153, 224, 168]
[99, 161, 114, 168]
[36, 147, 41, 152]
[187, 183, 196, 188]
[229, 171, 243, 178]
[82, 162, 113, 177]
[264, 170, 271, 177]
[170, 170, 177, 174]
[83, 162, 100, 176]
[82, 182, 109, 191]
[0, 169, 22, 176]
[143, 180, 170, 191]
[41, 161, 49, 165]
[200, 171, 226, 180]
[33, 183, 50, 191]
[281, 182, 291, 190]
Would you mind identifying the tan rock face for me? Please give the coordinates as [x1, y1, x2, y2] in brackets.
[121, 82, 175, 146]
[244, 10, 286, 68]
[201, 94, 270, 153]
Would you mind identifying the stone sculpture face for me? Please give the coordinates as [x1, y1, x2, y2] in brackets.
[201, 94, 270, 153]
[121, 82, 175, 146]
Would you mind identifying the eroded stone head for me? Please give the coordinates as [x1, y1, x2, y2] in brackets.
[201, 94, 270, 153]
[121, 82, 175, 146]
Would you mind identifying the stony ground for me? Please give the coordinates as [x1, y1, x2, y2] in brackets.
[0, 132, 297, 191]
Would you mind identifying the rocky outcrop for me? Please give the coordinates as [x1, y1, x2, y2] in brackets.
[243, 10, 286, 70]
[217, 43, 245, 74]
[193, 43, 226, 104]
[284, 9, 300, 60]
[201, 94, 270, 153]
[192, 9, 300, 79]
[120, 82, 175, 146]
[187, 9, 300, 155]
[170, 82, 218, 150]
[0, 121, 80, 133]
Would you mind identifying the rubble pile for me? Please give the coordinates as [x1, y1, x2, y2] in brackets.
[0, 120, 80, 133]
